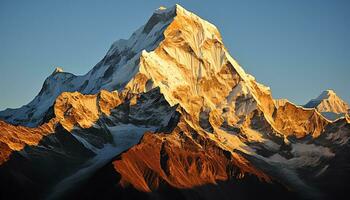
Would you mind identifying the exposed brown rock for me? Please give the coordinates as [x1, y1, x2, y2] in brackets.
[0, 119, 56, 164]
[273, 102, 329, 138]
[0, 89, 123, 164]
[113, 119, 270, 192]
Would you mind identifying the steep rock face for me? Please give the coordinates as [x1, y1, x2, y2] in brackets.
[0, 87, 176, 168]
[273, 102, 329, 138]
[305, 90, 350, 120]
[123, 4, 328, 141]
[0, 89, 123, 164]
[274, 98, 289, 108]
[0, 120, 56, 164]
[68, 118, 301, 200]
[0, 124, 95, 200]
[113, 120, 270, 192]
[54, 90, 122, 131]
[0, 88, 180, 200]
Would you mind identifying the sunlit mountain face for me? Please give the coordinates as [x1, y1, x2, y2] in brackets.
[0, 4, 349, 200]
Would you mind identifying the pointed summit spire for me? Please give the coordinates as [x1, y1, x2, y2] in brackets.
[316, 89, 337, 100]
[52, 67, 63, 75]
[153, 4, 185, 15]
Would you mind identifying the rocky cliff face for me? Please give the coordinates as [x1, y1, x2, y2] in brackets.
[0, 4, 349, 200]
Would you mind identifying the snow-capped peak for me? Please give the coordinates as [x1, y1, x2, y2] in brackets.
[315, 89, 337, 101]
[304, 89, 349, 119]
[157, 6, 167, 10]
[52, 67, 64, 75]
[0, 4, 261, 128]
[0, 4, 188, 127]
[0, 3, 320, 134]
[154, 6, 168, 14]
[153, 4, 185, 14]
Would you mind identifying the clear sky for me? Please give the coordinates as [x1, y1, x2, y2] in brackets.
[0, 0, 349, 110]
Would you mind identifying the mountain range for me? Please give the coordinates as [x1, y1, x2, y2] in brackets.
[0, 5, 349, 200]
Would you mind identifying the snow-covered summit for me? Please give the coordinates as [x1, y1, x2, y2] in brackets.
[154, 5, 170, 14]
[0, 4, 248, 127]
[52, 67, 64, 75]
[315, 90, 337, 101]
[0, 3, 332, 137]
[304, 89, 349, 120]
[0, 5, 180, 127]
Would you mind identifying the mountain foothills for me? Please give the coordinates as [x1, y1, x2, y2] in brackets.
[0, 5, 349, 200]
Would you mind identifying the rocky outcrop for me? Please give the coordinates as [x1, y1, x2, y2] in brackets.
[0, 89, 123, 165]
[114, 120, 270, 192]
[273, 102, 329, 138]
[0, 120, 56, 164]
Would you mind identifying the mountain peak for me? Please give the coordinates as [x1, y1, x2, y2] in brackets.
[305, 89, 349, 117]
[52, 67, 64, 75]
[316, 89, 337, 101]
[153, 5, 174, 15]
[156, 6, 167, 11]
[153, 4, 185, 15]
[312, 89, 345, 104]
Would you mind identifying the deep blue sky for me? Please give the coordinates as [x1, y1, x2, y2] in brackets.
[0, 0, 349, 110]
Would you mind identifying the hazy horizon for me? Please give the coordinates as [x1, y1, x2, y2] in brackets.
[0, 0, 349, 110]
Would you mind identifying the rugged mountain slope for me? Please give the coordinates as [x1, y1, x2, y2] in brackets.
[0, 87, 179, 199]
[0, 7, 176, 127]
[0, 4, 349, 200]
[0, 89, 122, 164]
[304, 90, 349, 120]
